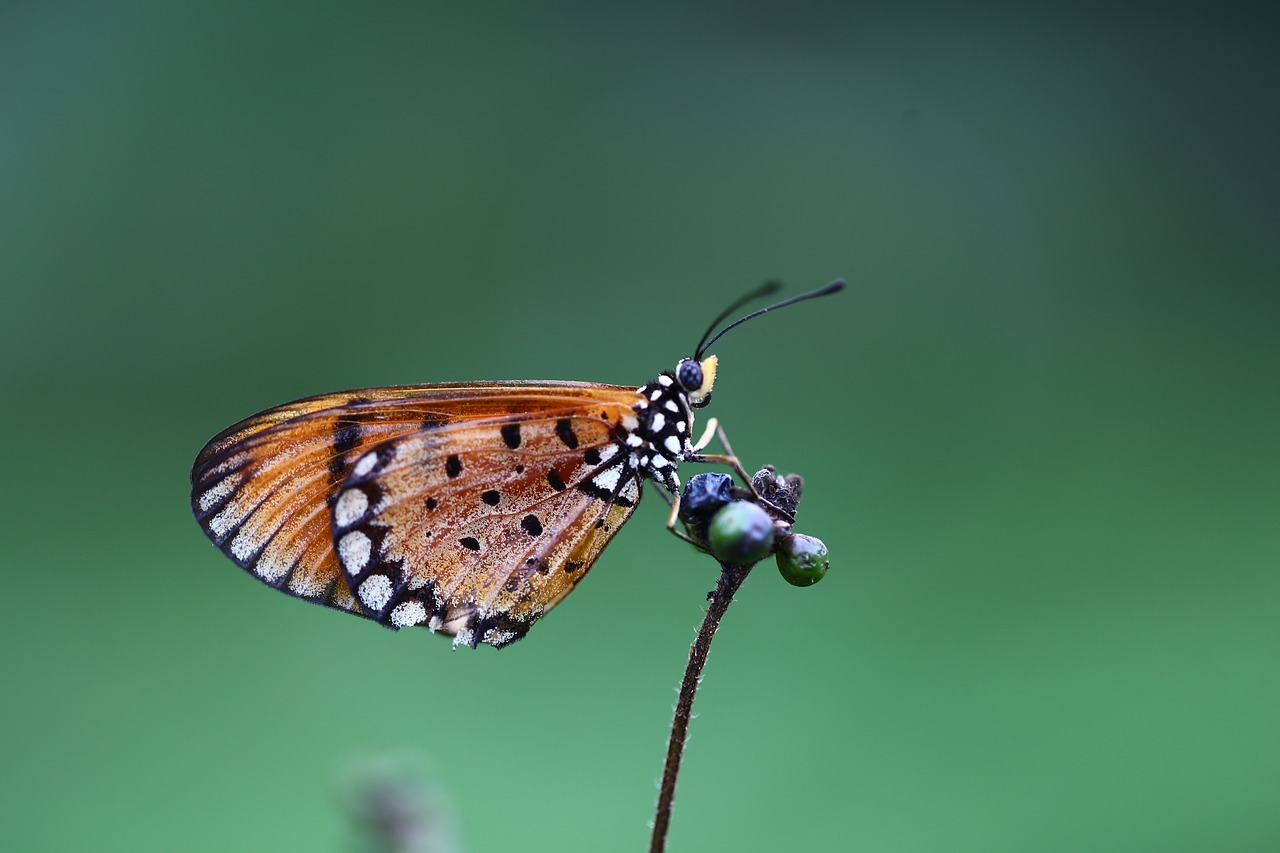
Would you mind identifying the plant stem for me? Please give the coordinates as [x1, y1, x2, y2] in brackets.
[649, 561, 754, 853]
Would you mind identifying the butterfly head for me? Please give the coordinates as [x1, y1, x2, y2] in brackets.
[675, 355, 717, 408]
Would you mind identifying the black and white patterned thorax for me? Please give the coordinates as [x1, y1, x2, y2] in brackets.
[630, 370, 697, 492]
[578, 369, 698, 506]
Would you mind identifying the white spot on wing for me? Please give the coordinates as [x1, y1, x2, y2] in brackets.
[359, 574, 393, 610]
[665, 400, 679, 412]
[593, 465, 622, 492]
[676, 421, 686, 432]
[626, 433, 643, 447]
[338, 530, 372, 572]
[288, 573, 324, 598]
[208, 506, 240, 539]
[664, 435, 681, 455]
[390, 600, 427, 627]
[658, 374, 673, 386]
[352, 452, 378, 478]
[622, 414, 639, 431]
[333, 488, 368, 528]
[597, 444, 617, 463]
[650, 412, 665, 432]
[253, 553, 289, 582]
[650, 389, 663, 401]
[198, 472, 242, 512]
[621, 478, 640, 502]
[230, 529, 259, 563]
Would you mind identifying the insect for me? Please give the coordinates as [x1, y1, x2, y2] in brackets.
[191, 281, 843, 649]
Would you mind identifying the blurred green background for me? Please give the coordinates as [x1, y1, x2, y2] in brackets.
[3, 3, 1277, 851]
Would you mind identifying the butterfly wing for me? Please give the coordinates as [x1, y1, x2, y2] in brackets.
[191, 382, 643, 630]
[332, 411, 644, 648]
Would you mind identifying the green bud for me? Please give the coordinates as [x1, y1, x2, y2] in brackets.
[775, 534, 829, 586]
[706, 501, 776, 565]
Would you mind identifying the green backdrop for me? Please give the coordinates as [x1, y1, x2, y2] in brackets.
[3, 3, 1277, 851]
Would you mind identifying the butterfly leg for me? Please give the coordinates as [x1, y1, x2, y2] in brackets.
[691, 417, 720, 453]
[687, 418, 758, 495]
[656, 484, 710, 552]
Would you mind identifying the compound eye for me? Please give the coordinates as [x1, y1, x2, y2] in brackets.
[675, 358, 703, 392]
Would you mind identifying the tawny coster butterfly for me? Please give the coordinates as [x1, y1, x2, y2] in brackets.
[191, 281, 843, 649]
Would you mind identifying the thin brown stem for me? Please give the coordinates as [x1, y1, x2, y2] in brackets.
[649, 561, 754, 853]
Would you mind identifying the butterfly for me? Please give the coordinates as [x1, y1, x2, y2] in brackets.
[191, 281, 843, 649]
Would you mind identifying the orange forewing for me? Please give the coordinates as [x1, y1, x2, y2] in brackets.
[191, 382, 643, 630]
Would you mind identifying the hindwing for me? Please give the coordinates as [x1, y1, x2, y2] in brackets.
[333, 411, 643, 648]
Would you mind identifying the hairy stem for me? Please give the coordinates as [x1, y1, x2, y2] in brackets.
[649, 561, 753, 853]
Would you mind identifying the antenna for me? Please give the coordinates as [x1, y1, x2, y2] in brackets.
[692, 281, 782, 361]
[695, 279, 845, 359]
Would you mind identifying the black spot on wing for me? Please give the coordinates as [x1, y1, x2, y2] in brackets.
[521, 514, 543, 536]
[482, 490, 501, 506]
[555, 419, 579, 449]
[446, 455, 462, 478]
[334, 425, 361, 453]
[583, 447, 601, 465]
[501, 423, 521, 449]
[329, 406, 366, 482]
[460, 536, 481, 551]
[546, 468, 566, 491]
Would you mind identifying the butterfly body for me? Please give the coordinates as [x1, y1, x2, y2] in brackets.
[192, 361, 715, 649]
